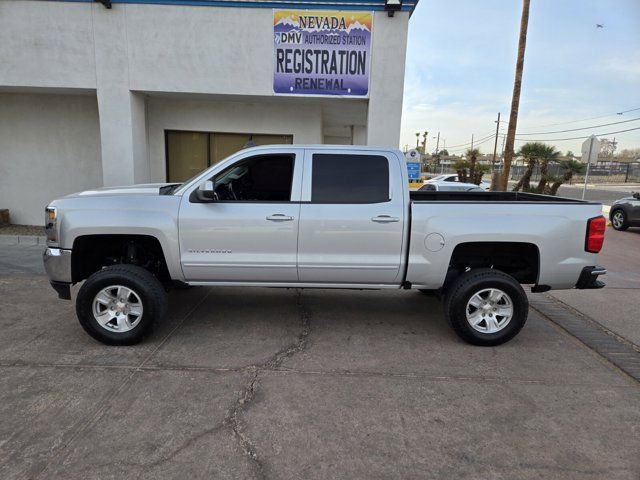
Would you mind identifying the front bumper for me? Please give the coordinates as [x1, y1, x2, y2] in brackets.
[575, 265, 606, 289]
[43, 248, 72, 299]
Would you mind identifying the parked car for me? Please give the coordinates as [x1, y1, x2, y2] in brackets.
[610, 192, 640, 230]
[43, 145, 606, 347]
[424, 173, 491, 191]
[418, 181, 485, 192]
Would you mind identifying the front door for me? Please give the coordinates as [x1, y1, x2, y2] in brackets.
[179, 150, 302, 282]
[297, 150, 406, 284]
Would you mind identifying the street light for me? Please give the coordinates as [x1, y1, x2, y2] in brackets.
[385, 0, 402, 17]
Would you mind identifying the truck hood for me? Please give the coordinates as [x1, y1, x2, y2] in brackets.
[63, 183, 179, 198]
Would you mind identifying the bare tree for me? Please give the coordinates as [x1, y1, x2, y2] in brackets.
[599, 138, 617, 158]
[619, 148, 640, 158]
[499, 0, 531, 191]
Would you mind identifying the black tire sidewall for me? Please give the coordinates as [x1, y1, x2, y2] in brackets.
[445, 269, 528, 346]
[76, 266, 166, 345]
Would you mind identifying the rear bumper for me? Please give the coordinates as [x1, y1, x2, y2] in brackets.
[575, 265, 606, 289]
[43, 248, 72, 299]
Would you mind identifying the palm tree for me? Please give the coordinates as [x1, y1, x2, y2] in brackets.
[465, 148, 480, 181]
[548, 160, 586, 195]
[453, 159, 471, 183]
[512, 142, 551, 191]
[535, 146, 561, 192]
[471, 164, 491, 185]
[499, 0, 531, 190]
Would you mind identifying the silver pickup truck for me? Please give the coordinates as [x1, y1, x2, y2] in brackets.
[43, 145, 607, 346]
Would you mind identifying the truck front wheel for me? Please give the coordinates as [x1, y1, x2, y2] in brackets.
[443, 268, 528, 346]
[76, 265, 167, 345]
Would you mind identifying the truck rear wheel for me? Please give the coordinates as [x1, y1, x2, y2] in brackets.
[76, 265, 167, 345]
[443, 268, 528, 346]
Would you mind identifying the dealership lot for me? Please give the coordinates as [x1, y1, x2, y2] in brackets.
[1, 244, 640, 479]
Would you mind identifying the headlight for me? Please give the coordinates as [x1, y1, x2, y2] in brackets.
[45, 206, 57, 242]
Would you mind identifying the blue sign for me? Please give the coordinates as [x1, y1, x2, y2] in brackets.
[406, 162, 420, 180]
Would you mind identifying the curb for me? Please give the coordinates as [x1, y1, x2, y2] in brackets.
[529, 294, 640, 383]
[0, 235, 47, 246]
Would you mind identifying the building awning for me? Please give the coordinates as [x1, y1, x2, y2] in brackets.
[63, 0, 419, 14]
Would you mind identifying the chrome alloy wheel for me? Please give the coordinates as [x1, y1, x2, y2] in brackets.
[465, 288, 513, 334]
[92, 285, 144, 333]
[612, 211, 624, 229]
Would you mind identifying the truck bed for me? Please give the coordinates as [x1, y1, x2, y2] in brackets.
[410, 191, 594, 203]
[404, 193, 603, 291]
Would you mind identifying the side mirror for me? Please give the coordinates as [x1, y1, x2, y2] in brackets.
[633, 192, 639, 200]
[195, 180, 217, 202]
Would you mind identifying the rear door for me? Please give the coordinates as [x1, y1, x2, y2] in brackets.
[297, 149, 406, 284]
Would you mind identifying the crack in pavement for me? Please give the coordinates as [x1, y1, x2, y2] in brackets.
[223, 289, 311, 480]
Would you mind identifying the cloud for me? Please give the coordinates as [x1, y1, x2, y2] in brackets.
[399, 0, 640, 152]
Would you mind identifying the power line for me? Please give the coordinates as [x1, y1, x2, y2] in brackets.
[443, 131, 496, 150]
[516, 106, 640, 130]
[513, 126, 640, 142]
[448, 134, 497, 152]
[516, 116, 640, 136]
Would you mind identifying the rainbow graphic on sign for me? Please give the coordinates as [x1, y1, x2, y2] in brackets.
[273, 10, 372, 96]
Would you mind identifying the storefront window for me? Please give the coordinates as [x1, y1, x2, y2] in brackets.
[166, 131, 293, 182]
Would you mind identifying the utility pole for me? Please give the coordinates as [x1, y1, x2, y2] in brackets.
[490, 112, 502, 190]
[492, 112, 501, 164]
[434, 132, 440, 155]
[499, 0, 530, 191]
[582, 136, 595, 200]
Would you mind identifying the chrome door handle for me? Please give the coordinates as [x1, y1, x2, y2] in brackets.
[266, 214, 294, 221]
[371, 215, 400, 223]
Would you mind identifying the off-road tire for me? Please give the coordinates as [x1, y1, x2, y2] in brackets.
[444, 268, 528, 346]
[76, 265, 167, 345]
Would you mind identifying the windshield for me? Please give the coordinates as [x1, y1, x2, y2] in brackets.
[159, 184, 182, 195]
[215, 164, 250, 185]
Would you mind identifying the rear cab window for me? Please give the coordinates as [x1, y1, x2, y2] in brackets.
[311, 154, 390, 203]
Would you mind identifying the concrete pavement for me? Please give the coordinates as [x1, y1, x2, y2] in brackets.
[548, 226, 640, 348]
[1, 246, 639, 479]
[557, 184, 639, 206]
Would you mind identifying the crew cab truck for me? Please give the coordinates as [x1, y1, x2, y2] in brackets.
[43, 145, 607, 346]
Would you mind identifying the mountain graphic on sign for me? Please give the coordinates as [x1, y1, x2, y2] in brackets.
[275, 16, 297, 27]
[345, 21, 370, 33]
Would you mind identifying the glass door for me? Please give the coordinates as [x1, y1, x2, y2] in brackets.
[166, 131, 293, 182]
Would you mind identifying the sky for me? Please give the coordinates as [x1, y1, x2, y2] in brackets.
[400, 0, 640, 156]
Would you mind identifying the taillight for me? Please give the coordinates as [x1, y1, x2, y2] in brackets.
[585, 216, 606, 253]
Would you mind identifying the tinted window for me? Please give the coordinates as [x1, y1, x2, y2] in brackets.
[213, 154, 294, 201]
[312, 154, 389, 203]
[444, 175, 457, 182]
[418, 183, 437, 191]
